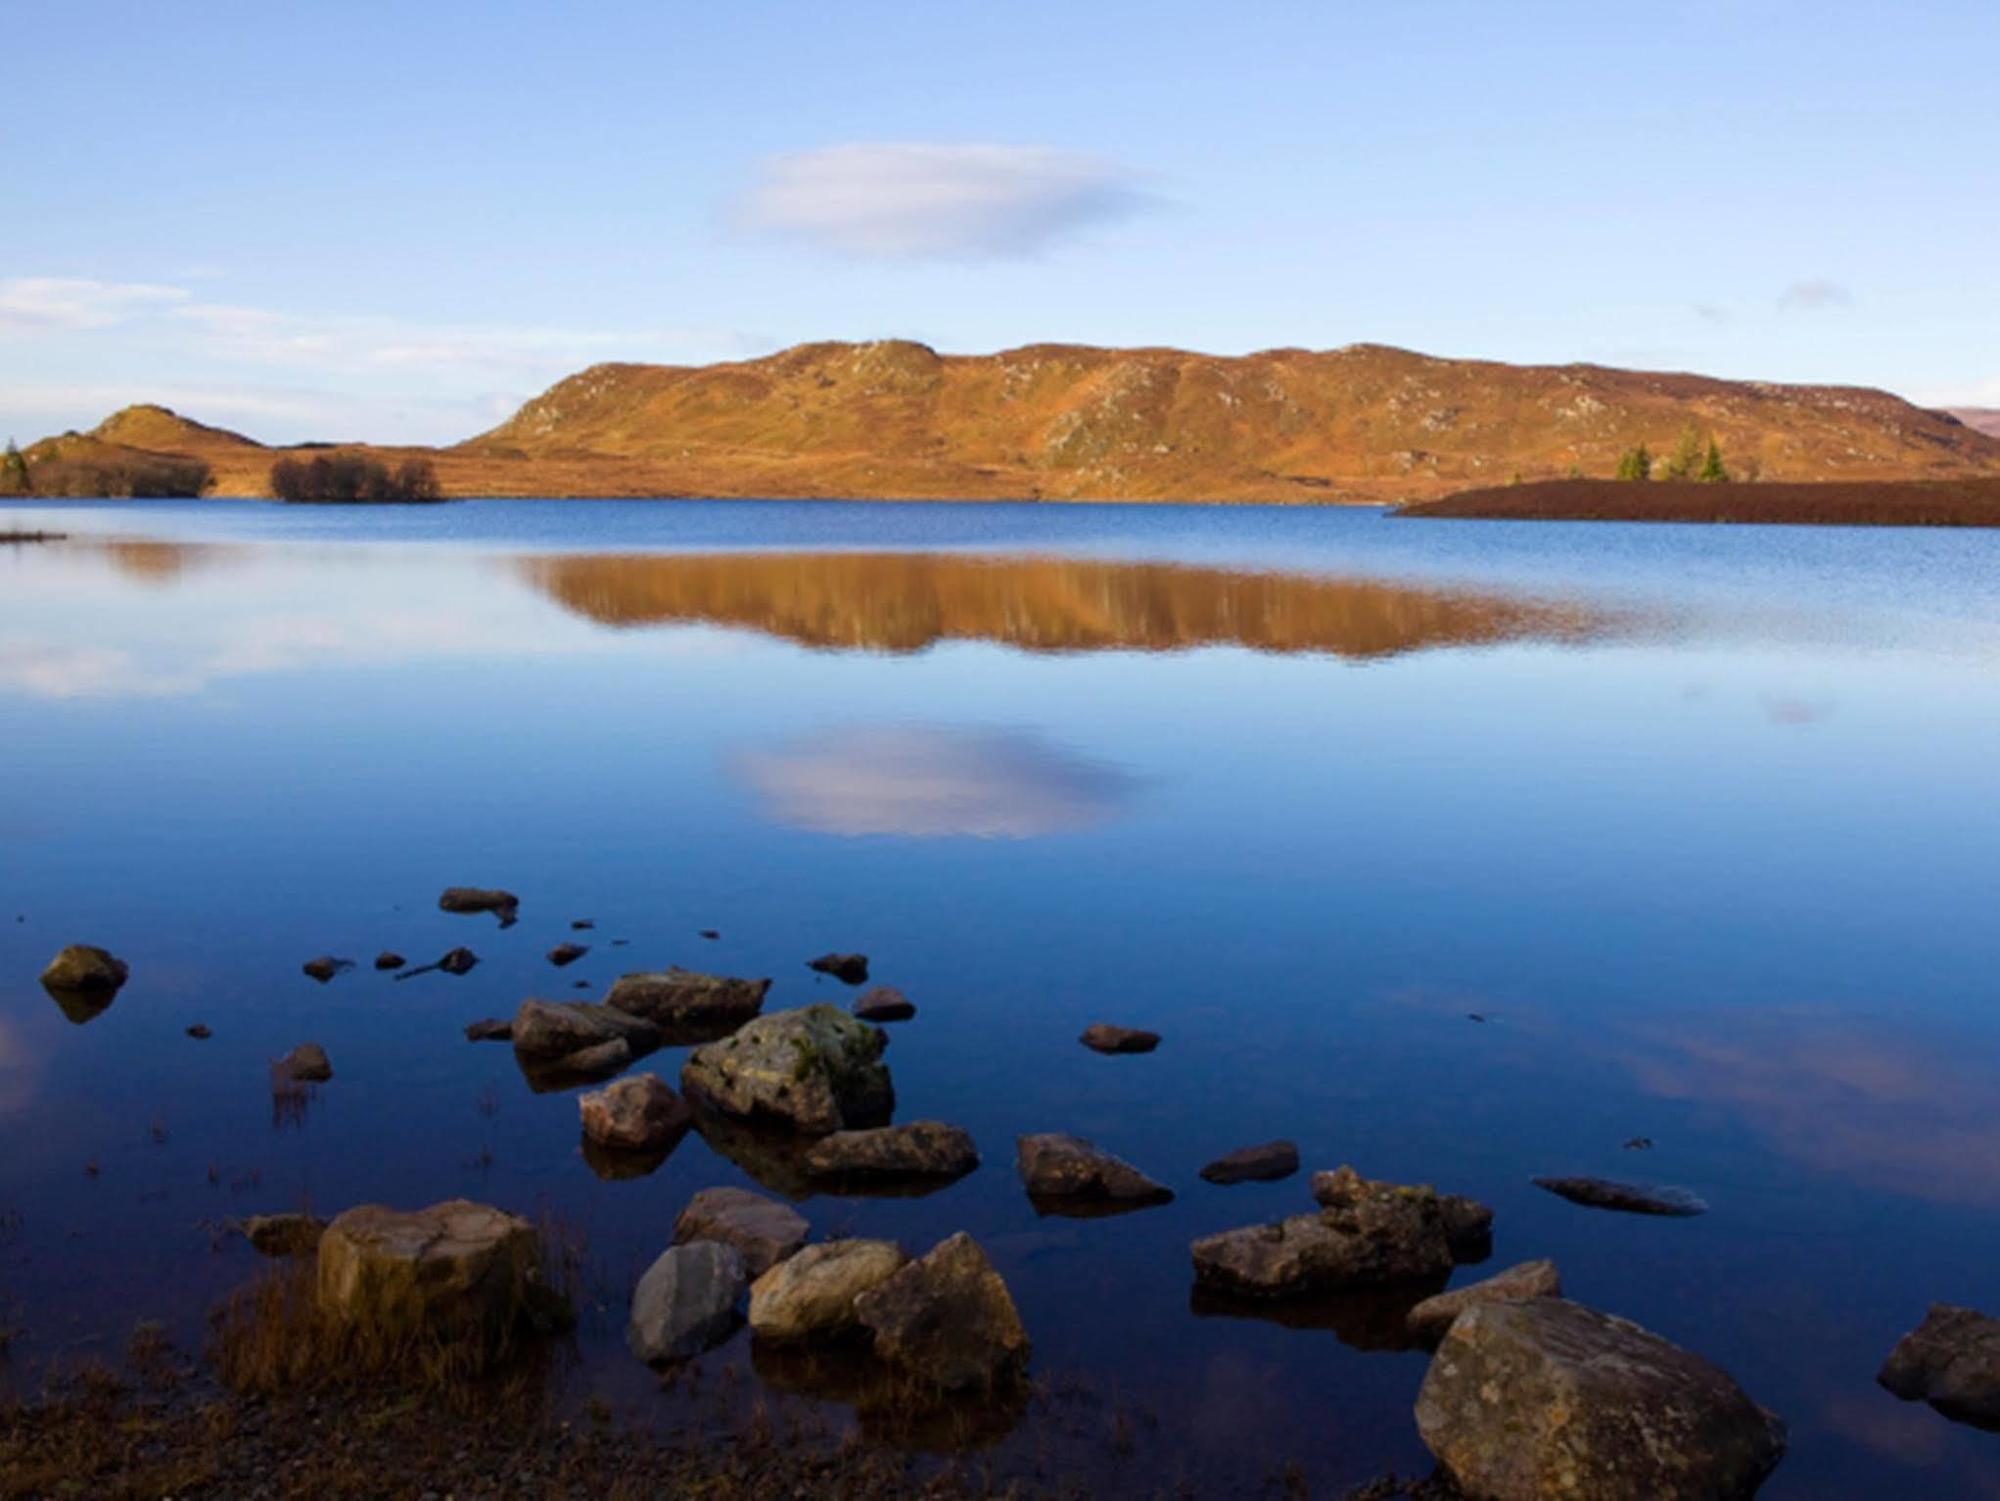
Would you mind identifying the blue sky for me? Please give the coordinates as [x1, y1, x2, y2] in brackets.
[4, 1, 1996, 444]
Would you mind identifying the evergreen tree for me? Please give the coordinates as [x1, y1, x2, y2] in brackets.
[1663, 424, 1704, 480]
[1697, 437, 1730, 483]
[1, 439, 27, 496]
[1615, 444, 1653, 481]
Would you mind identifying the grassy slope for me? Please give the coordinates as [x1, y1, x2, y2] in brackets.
[1398, 475, 2000, 526]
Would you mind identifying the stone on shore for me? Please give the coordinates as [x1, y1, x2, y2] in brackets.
[854, 1232, 1029, 1392]
[1532, 1175, 1708, 1217]
[673, 1186, 809, 1278]
[1079, 1023, 1159, 1054]
[1016, 1133, 1172, 1208]
[578, 1072, 691, 1154]
[627, 1241, 747, 1363]
[1406, 1258, 1562, 1344]
[1201, 1140, 1300, 1184]
[1878, 1304, 2000, 1429]
[40, 944, 128, 996]
[853, 986, 916, 1022]
[604, 968, 770, 1031]
[510, 998, 660, 1063]
[317, 1199, 559, 1346]
[805, 1121, 979, 1184]
[438, 887, 519, 926]
[808, 952, 869, 985]
[239, 1212, 328, 1257]
[679, 1005, 893, 1135]
[274, 1043, 333, 1083]
[749, 1239, 906, 1342]
[1415, 1298, 1786, 1500]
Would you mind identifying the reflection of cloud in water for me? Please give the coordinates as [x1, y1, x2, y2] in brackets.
[736, 725, 1139, 838]
[1620, 1008, 2000, 1207]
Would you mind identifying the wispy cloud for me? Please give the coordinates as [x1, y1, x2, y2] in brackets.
[1778, 277, 1853, 312]
[735, 143, 1151, 259]
[0, 277, 191, 331]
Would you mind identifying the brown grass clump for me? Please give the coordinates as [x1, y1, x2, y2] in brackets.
[1401, 475, 2000, 526]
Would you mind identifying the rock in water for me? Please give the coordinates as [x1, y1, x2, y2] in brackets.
[1532, 1175, 1708, 1217]
[301, 955, 352, 983]
[1407, 1259, 1562, 1345]
[1201, 1140, 1300, 1184]
[1016, 1133, 1173, 1209]
[438, 887, 519, 927]
[605, 968, 770, 1030]
[510, 999, 660, 1062]
[1415, 1298, 1786, 1500]
[679, 1005, 893, 1134]
[547, 942, 588, 967]
[1878, 1304, 2000, 1429]
[239, 1213, 328, 1257]
[673, 1186, 809, 1278]
[855, 1232, 1029, 1392]
[627, 1241, 747, 1363]
[748, 1239, 906, 1342]
[373, 951, 405, 971]
[274, 1043, 333, 1083]
[317, 1200, 559, 1347]
[40, 944, 128, 996]
[437, 946, 479, 975]
[185, 1023, 212, 1040]
[464, 1017, 512, 1043]
[805, 1121, 979, 1184]
[853, 986, 916, 1022]
[578, 1073, 691, 1154]
[807, 952, 869, 985]
[1079, 1023, 1159, 1054]
[1314, 1166, 1493, 1262]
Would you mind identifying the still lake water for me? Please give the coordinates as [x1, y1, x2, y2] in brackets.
[4, 498, 2000, 1495]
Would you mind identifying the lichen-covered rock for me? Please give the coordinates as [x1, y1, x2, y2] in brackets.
[578, 1073, 690, 1154]
[1415, 1298, 1786, 1499]
[510, 998, 660, 1063]
[1079, 1023, 1159, 1054]
[1407, 1258, 1561, 1345]
[806, 1121, 979, 1184]
[316, 1200, 557, 1346]
[679, 1005, 893, 1135]
[606, 968, 771, 1032]
[1201, 1140, 1300, 1184]
[1312, 1166, 1494, 1262]
[854, 1232, 1029, 1391]
[1016, 1133, 1172, 1208]
[627, 1241, 747, 1363]
[438, 887, 519, 926]
[1878, 1304, 2000, 1429]
[40, 944, 128, 995]
[749, 1239, 906, 1342]
[673, 1186, 809, 1278]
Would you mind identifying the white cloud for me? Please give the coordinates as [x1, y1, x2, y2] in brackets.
[1778, 278, 1854, 312]
[736, 143, 1149, 259]
[0, 277, 190, 331]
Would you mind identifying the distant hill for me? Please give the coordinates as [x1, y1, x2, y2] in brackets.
[16, 343, 2000, 503]
[1947, 408, 2000, 440]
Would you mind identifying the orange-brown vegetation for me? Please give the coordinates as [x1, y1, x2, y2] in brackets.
[1400, 475, 2000, 526]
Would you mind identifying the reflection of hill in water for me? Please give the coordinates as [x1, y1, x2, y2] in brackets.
[521, 552, 1611, 658]
[95, 539, 235, 584]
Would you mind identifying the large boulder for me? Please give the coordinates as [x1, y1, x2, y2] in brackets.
[805, 1121, 979, 1185]
[606, 968, 771, 1037]
[673, 1186, 809, 1278]
[627, 1241, 747, 1363]
[1016, 1133, 1172, 1210]
[1313, 1166, 1494, 1262]
[316, 1200, 559, 1346]
[1407, 1258, 1561, 1345]
[1415, 1298, 1786, 1500]
[679, 1005, 893, 1135]
[1878, 1304, 2000, 1429]
[854, 1232, 1029, 1392]
[749, 1239, 906, 1342]
[510, 998, 660, 1063]
[578, 1073, 690, 1154]
[41, 944, 128, 999]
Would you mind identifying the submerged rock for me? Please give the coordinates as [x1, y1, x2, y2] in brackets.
[239, 1212, 328, 1257]
[680, 1005, 893, 1135]
[1201, 1140, 1300, 1185]
[1016, 1133, 1172, 1211]
[1878, 1304, 2000, 1429]
[464, 1017, 513, 1043]
[301, 955, 352, 983]
[373, 951, 405, 972]
[1532, 1175, 1708, 1217]
[1407, 1258, 1562, 1345]
[805, 1121, 979, 1185]
[274, 1043, 333, 1083]
[578, 1072, 690, 1154]
[605, 968, 770, 1034]
[437, 946, 479, 975]
[1078, 1023, 1160, 1054]
[673, 1186, 809, 1278]
[853, 986, 916, 1022]
[510, 998, 659, 1063]
[185, 1023, 212, 1040]
[40, 944, 128, 998]
[438, 887, 519, 927]
[854, 1232, 1029, 1392]
[547, 942, 588, 967]
[317, 1199, 559, 1345]
[749, 1239, 906, 1342]
[1415, 1298, 1786, 1500]
[627, 1241, 747, 1363]
[808, 952, 870, 985]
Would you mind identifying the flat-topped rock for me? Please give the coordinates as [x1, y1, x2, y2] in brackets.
[627, 1241, 746, 1363]
[1079, 1023, 1159, 1054]
[673, 1186, 809, 1278]
[749, 1239, 906, 1342]
[510, 998, 660, 1063]
[853, 986, 916, 1022]
[1201, 1140, 1300, 1184]
[605, 968, 770, 1032]
[438, 887, 519, 926]
[1407, 1258, 1562, 1344]
[1016, 1133, 1172, 1208]
[578, 1072, 691, 1154]
[1314, 1166, 1494, 1262]
[1532, 1175, 1708, 1217]
[1416, 1298, 1786, 1499]
[317, 1199, 559, 1346]
[1878, 1304, 2000, 1429]
[680, 1004, 893, 1135]
[805, 1121, 979, 1184]
[854, 1232, 1029, 1392]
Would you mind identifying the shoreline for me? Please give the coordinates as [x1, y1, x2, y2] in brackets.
[1396, 475, 2000, 527]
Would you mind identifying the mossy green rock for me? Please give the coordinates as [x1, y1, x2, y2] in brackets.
[680, 1004, 893, 1135]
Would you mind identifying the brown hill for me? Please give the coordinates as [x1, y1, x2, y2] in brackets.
[1400, 475, 2000, 527]
[1947, 408, 2000, 440]
[23, 344, 2000, 502]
